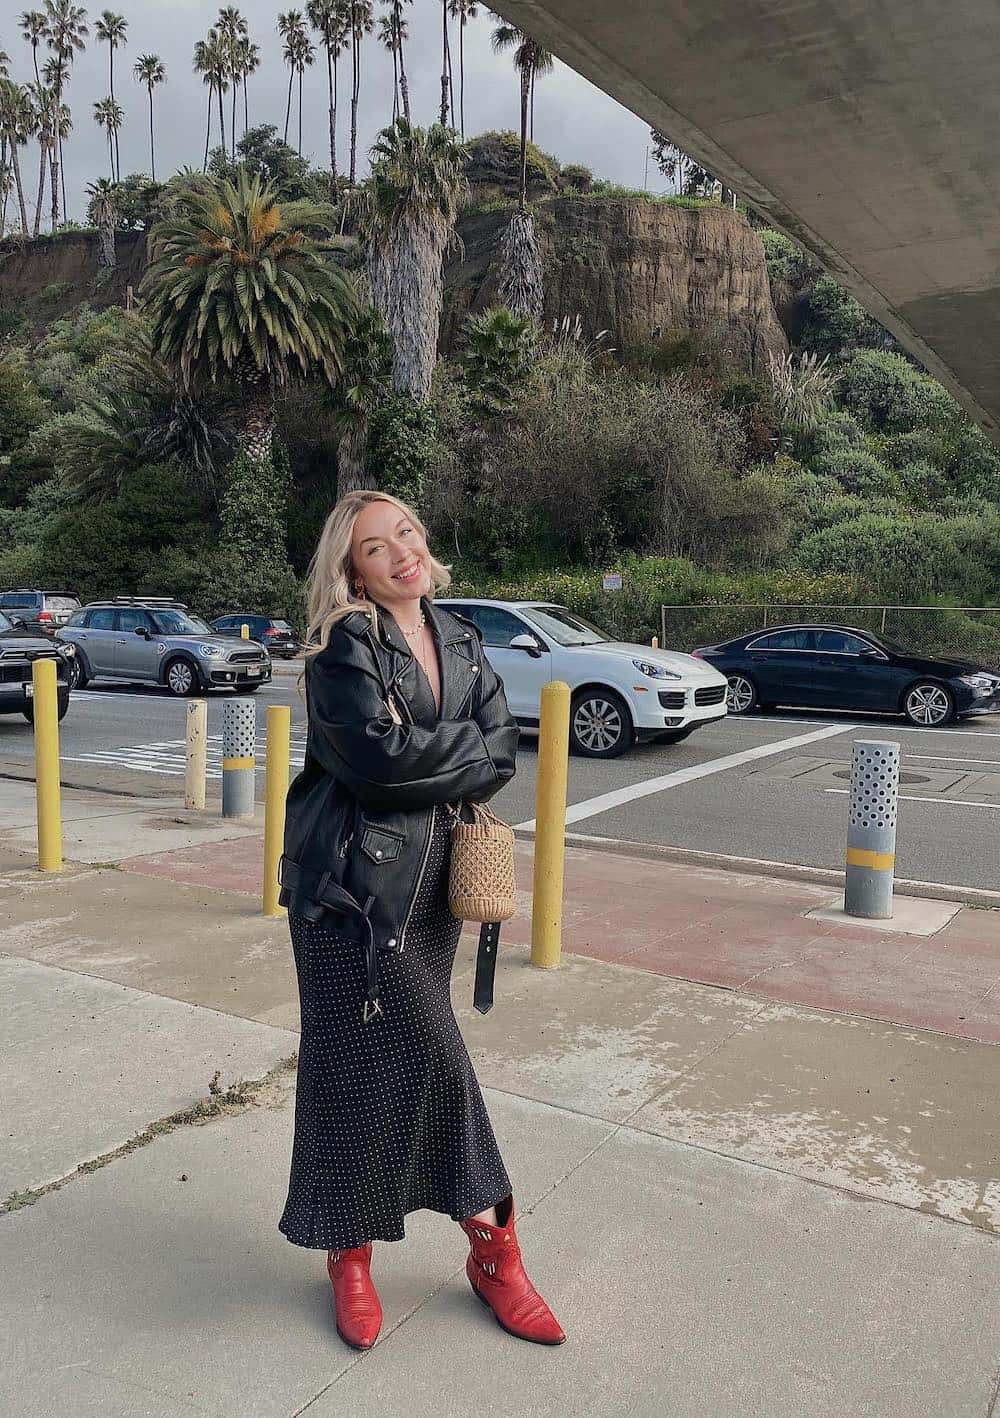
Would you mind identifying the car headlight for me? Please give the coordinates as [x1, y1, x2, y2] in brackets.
[631, 658, 682, 680]
[57, 642, 76, 657]
[959, 672, 1000, 697]
[198, 643, 224, 659]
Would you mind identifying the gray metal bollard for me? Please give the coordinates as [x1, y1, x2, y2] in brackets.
[844, 739, 900, 919]
[222, 697, 256, 818]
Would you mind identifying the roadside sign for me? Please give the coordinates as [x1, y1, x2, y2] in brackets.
[603, 573, 622, 591]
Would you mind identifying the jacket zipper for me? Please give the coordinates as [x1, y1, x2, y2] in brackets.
[365, 625, 433, 953]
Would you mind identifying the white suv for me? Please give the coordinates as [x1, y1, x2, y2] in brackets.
[438, 599, 728, 757]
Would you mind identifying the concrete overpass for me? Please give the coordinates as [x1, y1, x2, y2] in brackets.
[498, 1, 1000, 438]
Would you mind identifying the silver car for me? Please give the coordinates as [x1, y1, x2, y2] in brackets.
[56, 598, 272, 696]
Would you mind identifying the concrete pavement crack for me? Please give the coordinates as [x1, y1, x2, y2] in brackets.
[1, 1054, 298, 1217]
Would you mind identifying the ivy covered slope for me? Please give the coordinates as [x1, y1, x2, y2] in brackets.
[0, 133, 998, 658]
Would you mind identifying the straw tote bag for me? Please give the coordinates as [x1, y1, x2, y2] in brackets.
[445, 802, 517, 924]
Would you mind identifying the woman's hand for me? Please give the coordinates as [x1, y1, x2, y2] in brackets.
[386, 694, 403, 726]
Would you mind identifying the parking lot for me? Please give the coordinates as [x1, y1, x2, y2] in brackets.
[2, 673, 998, 895]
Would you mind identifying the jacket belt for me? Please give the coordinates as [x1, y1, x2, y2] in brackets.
[278, 854, 502, 1020]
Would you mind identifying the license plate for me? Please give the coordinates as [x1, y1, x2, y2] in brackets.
[247, 665, 263, 677]
[23, 682, 33, 698]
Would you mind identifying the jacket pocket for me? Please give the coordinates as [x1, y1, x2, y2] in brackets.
[359, 823, 404, 864]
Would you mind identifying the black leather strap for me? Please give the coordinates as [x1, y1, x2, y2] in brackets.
[473, 921, 501, 1015]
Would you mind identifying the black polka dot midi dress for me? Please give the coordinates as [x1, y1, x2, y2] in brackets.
[279, 647, 512, 1250]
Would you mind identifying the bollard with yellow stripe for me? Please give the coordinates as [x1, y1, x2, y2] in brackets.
[844, 739, 899, 919]
[531, 680, 571, 970]
[263, 704, 291, 917]
[222, 696, 257, 819]
[32, 657, 63, 871]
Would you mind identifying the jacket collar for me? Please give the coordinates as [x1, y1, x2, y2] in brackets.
[343, 596, 478, 723]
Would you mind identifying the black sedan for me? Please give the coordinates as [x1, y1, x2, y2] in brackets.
[0, 611, 73, 723]
[210, 614, 301, 658]
[692, 624, 1000, 727]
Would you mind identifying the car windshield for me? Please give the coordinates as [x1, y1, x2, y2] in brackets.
[0, 612, 13, 631]
[44, 596, 80, 611]
[150, 610, 213, 635]
[272, 620, 292, 631]
[521, 605, 612, 646]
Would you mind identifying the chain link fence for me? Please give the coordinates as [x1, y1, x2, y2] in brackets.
[659, 605, 1000, 670]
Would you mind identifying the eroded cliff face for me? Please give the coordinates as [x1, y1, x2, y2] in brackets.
[1, 199, 787, 376]
[442, 199, 788, 374]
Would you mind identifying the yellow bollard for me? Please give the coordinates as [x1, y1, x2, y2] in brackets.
[32, 657, 62, 871]
[531, 680, 570, 970]
[185, 699, 208, 811]
[263, 703, 291, 917]
[240, 622, 250, 639]
[651, 635, 659, 649]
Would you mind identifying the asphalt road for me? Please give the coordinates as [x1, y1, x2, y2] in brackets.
[1, 672, 999, 892]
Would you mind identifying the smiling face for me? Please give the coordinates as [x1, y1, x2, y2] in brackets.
[350, 499, 433, 611]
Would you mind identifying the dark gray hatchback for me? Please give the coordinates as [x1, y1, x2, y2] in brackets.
[0, 611, 73, 721]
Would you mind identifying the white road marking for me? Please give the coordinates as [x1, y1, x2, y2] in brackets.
[61, 730, 307, 778]
[764, 715, 1000, 739]
[515, 723, 853, 830]
[825, 788, 1000, 812]
[906, 753, 1000, 768]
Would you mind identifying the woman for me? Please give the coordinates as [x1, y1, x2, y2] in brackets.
[278, 489, 565, 1351]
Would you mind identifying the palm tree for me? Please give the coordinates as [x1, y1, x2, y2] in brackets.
[307, 0, 350, 189]
[18, 12, 47, 84]
[86, 175, 117, 267]
[142, 169, 357, 462]
[490, 15, 552, 206]
[334, 306, 391, 493]
[359, 118, 467, 400]
[346, 1, 374, 184]
[277, 11, 306, 146]
[29, 83, 54, 235]
[44, 0, 88, 226]
[95, 11, 128, 180]
[202, 28, 229, 161]
[0, 79, 33, 233]
[293, 29, 315, 156]
[391, 0, 411, 122]
[378, 14, 400, 121]
[447, 0, 477, 139]
[216, 7, 248, 160]
[236, 38, 259, 139]
[93, 96, 123, 180]
[439, 0, 453, 126]
[133, 55, 165, 181]
[193, 38, 216, 170]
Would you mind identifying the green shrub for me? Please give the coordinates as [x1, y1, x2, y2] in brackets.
[810, 446, 902, 498]
[799, 275, 894, 359]
[759, 229, 819, 288]
[837, 349, 958, 435]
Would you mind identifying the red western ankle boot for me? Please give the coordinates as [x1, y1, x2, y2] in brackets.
[326, 1243, 383, 1350]
[460, 1196, 566, 1345]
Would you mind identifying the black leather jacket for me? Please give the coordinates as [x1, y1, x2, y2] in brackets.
[279, 595, 519, 1016]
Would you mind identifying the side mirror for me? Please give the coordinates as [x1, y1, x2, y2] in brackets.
[509, 633, 544, 658]
[859, 647, 886, 660]
[134, 626, 149, 637]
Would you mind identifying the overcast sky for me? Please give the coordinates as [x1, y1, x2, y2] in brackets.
[2, 0, 659, 222]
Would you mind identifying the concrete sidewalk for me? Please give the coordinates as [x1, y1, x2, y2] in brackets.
[2, 777, 999, 1416]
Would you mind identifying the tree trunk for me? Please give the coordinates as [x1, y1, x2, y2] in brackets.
[217, 83, 226, 157]
[232, 76, 238, 160]
[148, 92, 156, 182]
[458, 19, 465, 138]
[350, 28, 359, 185]
[98, 214, 116, 268]
[368, 212, 448, 402]
[326, 45, 337, 186]
[110, 49, 121, 181]
[298, 67, 303, 154]
[283, 67, 293, 144]
[529, 67, 535, 142]
[398, 32, 411, 122]
[107, 129, 114, 179]
[518, 66, 530, 209]
[49, 137, 59, 231]
[12, 142, 29, 235]
[33, 140, 47, 237]
[391, 44, 399, 122]
[203, 88, 212, 171]
[337, 419, 369, 496]
[439, 1, 450, 125]
[240, 366, 275, 464]
[243, 73, 249, 137]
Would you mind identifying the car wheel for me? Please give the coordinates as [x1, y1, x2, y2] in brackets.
[903, 681, 954, 727]
[570, 689, 635, 758]
[22, 696, 70, 725]
[726, 674, 757, 714]
[66, 655, 87, 690]
[657, 728, 693, 744]
[164, 657, 200, 697]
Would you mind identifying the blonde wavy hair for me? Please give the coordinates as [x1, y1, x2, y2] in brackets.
[303, 489, 452, 662]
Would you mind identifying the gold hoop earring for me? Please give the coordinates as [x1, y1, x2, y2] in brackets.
[354, 580, 366, 599]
